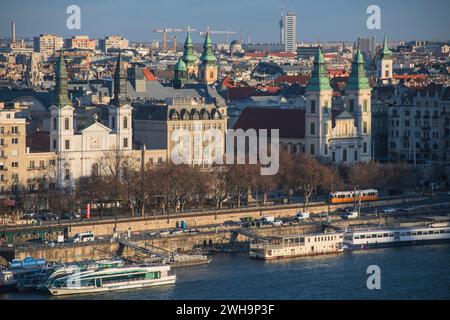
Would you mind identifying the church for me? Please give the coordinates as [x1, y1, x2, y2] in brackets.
[49, 51, 132, 188]
[173, 32, 218, 88]
[235, 47, 372, 164]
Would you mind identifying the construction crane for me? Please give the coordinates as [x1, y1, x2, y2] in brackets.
[198, 28, 237, 43]
[153, 27, 196, 51]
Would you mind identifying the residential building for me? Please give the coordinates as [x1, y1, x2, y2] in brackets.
[33, 34, 63, 56]
[99, 36, 129, 53]
[66, 36, 96, 51]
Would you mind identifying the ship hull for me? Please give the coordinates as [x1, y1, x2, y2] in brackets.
[49, 276, 176, 296]
[345, 238, 450, 251]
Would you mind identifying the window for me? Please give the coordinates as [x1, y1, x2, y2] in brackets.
[123, 116, 128, 129]
[64, 118, 70, 130]
[363, 100, 368, 112]
[310, 100, 316, 114]
[12, 126, 18, 134]
[363, 121, 368, 134]
[65, 169, 70, 181]
[52, 139, 57, 150]
[12, 162, 18, 168]
[349, 99, 355, 112]
[52, 117, 57, 130]
[29, 161, 35, 169]
[310, 144, 315, 155]
[363, 142, 368, 153]
[65, 140, 70, 150]
[123, 138, 128, 148]
[12, 138, 18, 144]
[111, 116, 116, 129]
[310, 123, 315, 135]
[354, 150, 358, 161]
[343, 149, 347, 162]
[324, 144, 328, 155]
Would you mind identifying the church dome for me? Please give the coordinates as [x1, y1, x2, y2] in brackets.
[175, 58, 187, 71]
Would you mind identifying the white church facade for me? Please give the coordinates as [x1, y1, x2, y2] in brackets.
[49, 52, 132, 188]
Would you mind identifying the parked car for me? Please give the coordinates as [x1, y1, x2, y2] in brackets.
[71, 231, 95, 243]
[382, 207, 396, 214]
[295, 212, 310, 221]
[272, 220, 283, 226]
[341, 211, 358, 219]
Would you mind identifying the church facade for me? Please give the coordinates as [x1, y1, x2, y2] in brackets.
[304, 47, 372, 163]
[49, 52, 132, 188]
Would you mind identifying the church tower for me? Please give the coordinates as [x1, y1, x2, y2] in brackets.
[377, 35, 393, 84]
[49, 50, 75, 187]
[346, 48, 372, 162]
[181, 32, 198, 78]
[173, 58, 188, 89]
[198, 32, 218, 84]
[109, 51, 132, 150]
[304, 47, 333, 159]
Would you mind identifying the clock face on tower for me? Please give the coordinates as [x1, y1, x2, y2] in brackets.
[90, 136, 101, 149]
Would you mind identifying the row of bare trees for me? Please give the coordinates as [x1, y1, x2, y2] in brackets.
[67, 149, 419, 217]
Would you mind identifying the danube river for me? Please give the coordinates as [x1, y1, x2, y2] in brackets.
[2, 244, 450, 300]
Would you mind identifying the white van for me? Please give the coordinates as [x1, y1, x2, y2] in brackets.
[72, 232, 95, 243]
[262, 216, 275, 224]
[295, 212, 310, 221]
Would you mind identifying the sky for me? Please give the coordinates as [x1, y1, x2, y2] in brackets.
[1, 0, 449, 43]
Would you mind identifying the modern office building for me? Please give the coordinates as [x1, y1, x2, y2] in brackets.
[283, 11, 297, 53]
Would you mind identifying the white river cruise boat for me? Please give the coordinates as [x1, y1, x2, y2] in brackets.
[250, 232, 344, 260]
[343, 223, 450, 250]
[47, 264, 176, 296]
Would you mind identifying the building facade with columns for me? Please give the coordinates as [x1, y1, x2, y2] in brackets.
[49, 52, 132, 188]
[304, 48, 372, 163]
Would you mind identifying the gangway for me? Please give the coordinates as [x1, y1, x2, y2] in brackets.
[230, 228, 271, 243]
[118, 240, 174, 261]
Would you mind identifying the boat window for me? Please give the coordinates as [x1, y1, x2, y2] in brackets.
[440, 230, 445, 234]
[417, 231, 422, 235]
[355, 235, 360, 239]
[406, 232, 411, 236]
[378, 234, 383, 238]
[360, 235, 366, 239]
[383, 233, 388, 237]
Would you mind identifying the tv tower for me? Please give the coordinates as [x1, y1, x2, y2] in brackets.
[279, 2, 284, 45]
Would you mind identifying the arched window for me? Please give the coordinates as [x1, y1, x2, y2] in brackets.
[52, 117, 57, 130]
[64, 117, 70, 130]
[123, 116, 128, 129]
[363, 142, 367, 153]
[363, 121, 368, 134]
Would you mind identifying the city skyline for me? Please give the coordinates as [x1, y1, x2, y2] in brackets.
[1, 0, 450, 43]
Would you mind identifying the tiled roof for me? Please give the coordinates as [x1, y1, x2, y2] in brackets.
[142, 68, 156, 81]
[233, 108, 305, 139]
[27, 130, 50, 152]
[274, 75, 309, 85]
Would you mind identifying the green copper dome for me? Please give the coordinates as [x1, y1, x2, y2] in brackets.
[200, 32, 217, 65]
[380, 35, 392, 59]
[182, 33, 197, 65]
[175, 58, 187, 71]
[306, 47, 332, 92]
[346, 48, 371, 91]
[52, 51, 72, 108]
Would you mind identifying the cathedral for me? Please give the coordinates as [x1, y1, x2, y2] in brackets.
[49, 51, 132, 188]
[304, 47, 372, 163]
[173, 32, 218, 88]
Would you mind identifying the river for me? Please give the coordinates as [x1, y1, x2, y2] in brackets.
[1, 244, 449, 300]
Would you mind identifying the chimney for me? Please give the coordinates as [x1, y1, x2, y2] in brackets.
[11, 21, 16, 43]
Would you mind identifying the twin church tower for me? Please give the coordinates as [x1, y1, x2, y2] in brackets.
[174, 32, 218, 88]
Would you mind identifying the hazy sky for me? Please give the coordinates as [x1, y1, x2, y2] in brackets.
[1, 0, 449, 43]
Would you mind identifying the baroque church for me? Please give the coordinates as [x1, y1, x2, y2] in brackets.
[304, 47, 372, 163]
[173, 32, 218, 88]
[49, 51, 132, 188]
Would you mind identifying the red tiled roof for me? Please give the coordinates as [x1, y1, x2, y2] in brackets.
[274, 75, 309, 85]
[227, 87, 257, 100]
[393, 74, 427, 80]
[143, 68, 156, 81]
[268, 52, 297, 58]
[233, 108, 305, 139]
[244, 52, 267, 58]
[222, 76, 235, 89]
[27, 131, 50, 152]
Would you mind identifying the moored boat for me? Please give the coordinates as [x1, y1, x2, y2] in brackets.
[47, 264, 176, 296]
